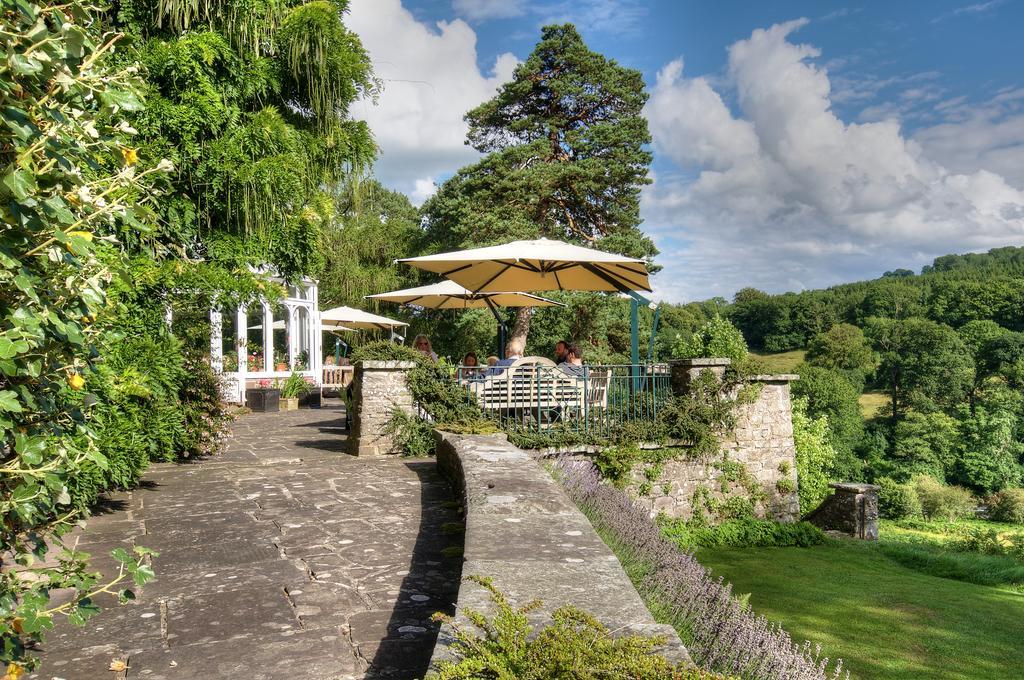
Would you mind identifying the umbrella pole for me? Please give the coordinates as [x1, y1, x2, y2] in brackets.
[335, 337, 340, 364]
[631, 297, 640, 393]
[483, 298, 506, 360]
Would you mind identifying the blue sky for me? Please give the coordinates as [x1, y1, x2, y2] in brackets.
[347, 0, 1024, 302]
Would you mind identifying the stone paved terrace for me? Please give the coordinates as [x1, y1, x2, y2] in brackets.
[29, 402, 463, 680]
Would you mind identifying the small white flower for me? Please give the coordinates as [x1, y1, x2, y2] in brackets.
[95, 196, 107, 208]
[117, 121, 138, 135]
[77, 185, 93, 203]
[156, 158, 175, 173]
[83, 121, 99, 139]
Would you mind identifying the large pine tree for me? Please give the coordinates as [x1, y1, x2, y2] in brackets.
[422, 24, 656, 343]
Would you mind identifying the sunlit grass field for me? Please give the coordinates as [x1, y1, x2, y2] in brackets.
[698, 526, 1024, 680]
[750, 349, 806, 373]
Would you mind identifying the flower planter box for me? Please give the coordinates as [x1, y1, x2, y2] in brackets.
[275, 362, 289, 372]
[246, 388, 280, 412]
[281, 396, 299, 411]
[300, 391, 322, 409]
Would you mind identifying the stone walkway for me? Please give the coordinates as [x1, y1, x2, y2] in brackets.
[30, 402, 463, 680]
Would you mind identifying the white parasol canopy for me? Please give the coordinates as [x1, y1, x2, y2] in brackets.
[397, 237, 651, 294]
[365, 280, 565, 310]
[320, 305, 408, 332]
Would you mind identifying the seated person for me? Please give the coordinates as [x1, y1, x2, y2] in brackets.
[413, 334, 438, 362]
[461, 351, 482, 378]
[487, 339, 524, 375]
[558, 343, 587, 377]
[553, 339, 569, 364]
[485, 355, 498, 367]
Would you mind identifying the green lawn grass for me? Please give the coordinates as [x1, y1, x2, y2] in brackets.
[697, 541, 1024, 680]
[750, 349, 806, 373]
[858, 390, 888, 419]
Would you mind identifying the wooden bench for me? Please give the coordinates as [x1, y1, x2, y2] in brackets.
[466, 357, 609, 425]
[321, 365, 353, 396]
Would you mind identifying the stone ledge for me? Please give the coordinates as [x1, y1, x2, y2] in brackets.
[747, 373, 800, 382]
[355, 360, 417, 370]
[430, 431, 690, 670]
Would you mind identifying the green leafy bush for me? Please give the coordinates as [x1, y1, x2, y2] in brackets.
[877, 476, 923, 519]
[350, 340, 424, 364]
[659, 517, 826, 549]
[384, 410, 436, 457]
[914, 476, 976, 521]
[791, 397, 837, 513]
[672, 315, 748, 363]
[430, 575, 721, 680]
[988, 488, 1024, 524]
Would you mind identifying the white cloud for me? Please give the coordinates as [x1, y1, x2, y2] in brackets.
[348, 0, 518, 196]
[452, 0, 526, 22]
[643, 19, 1024, 303]
[410, 177, 438, 205]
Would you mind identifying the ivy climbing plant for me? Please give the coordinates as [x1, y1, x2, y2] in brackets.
[0, 0, 167, 669]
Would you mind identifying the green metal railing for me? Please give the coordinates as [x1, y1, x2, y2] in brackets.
[451, 362, 671, 434]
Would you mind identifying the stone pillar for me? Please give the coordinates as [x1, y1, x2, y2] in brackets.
[723, 374, 801, 522]
[668, 358, 731, 395]
[348, 360, 417, 456]
[806, 483, 880, 540]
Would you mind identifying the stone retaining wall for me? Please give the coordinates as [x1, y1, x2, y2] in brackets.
[347, 360, 416, 457]
[430, 431, 689, 670]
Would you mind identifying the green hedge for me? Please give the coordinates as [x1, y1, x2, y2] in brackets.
[659, 517, 826, 549]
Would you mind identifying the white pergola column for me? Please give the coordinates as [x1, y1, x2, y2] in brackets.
[262, 302, 273, 372]
[286, 304, 297, 369]
[209, 308, 223, 373]
[235, 307, 246, 373]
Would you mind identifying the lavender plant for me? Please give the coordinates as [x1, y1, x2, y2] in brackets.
[554, 458, 848, 680]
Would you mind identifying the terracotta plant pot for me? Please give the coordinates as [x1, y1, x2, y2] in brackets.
[281, 397, 299, 411]
[275, 362, 288, 372]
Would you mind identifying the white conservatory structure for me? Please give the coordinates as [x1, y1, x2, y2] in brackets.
[208, 274, 322, 404]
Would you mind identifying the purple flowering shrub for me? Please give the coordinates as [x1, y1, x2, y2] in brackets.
[554, 458, 847, 680]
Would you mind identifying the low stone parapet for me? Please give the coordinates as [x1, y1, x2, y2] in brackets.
[431, 431, 689, 669]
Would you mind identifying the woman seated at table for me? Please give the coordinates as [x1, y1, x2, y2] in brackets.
[413, 334, 438, 361]
[460, 351, 483, 378]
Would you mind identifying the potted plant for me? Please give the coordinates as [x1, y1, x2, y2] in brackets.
[280, 372, 310, 411]
[245, 378, 280, 412]
[298, 375, 321, 409]
[274, 349, 289, 372]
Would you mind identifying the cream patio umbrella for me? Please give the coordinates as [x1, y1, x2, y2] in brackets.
[366, 280, 565, 358]
[320, 305, 409, 332]
[397, 238, 652, 294]
[398, 238, 655, 368]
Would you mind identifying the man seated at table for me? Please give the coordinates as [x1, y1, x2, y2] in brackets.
[487, 338, 524, 375]
[554, 339, 569, 364]
[558, 343, 587, 377]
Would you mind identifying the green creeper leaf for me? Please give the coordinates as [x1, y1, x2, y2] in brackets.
[65, 25, 86, 59]
[0, 336, 17, 359]
[8, 53, 43, 75]
[0, 389, 23, 413]
[3, 168, 36, 200]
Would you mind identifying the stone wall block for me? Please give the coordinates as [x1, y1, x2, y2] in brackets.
[348, 360, 417, 457]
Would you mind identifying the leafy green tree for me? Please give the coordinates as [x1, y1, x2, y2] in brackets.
[319, 179, 422, 308]
[953, 388, 1024, 494]
[865, 317, 974, 421]
[115, 0, 376, 279]
[1, 0, 163, 667]
[884, 411, 959, 482]
[672, 316, 748, 363]
[805, 323, 875, 389]
[422, 24, 655, 344]
[791, 398, 838, 513]
[791, 365, 865, 478]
